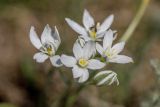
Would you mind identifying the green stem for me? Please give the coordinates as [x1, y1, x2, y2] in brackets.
[65, 71, 97, 107]
[65, 84, 85, 107]
[120, 0, 150, 42]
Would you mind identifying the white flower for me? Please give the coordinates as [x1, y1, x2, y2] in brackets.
[94, 70, 119, 86]
[96, 30, 133, 64]
[61, 42, 105, 83]
[29, 24, 62, 67]
[65, 9, 114, 42]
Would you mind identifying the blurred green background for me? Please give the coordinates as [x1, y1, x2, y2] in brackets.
[0, 0, 160, 107]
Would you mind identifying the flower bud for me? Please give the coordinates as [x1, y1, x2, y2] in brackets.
[77, 37, 85, 47]
[94, 70, 119, 86]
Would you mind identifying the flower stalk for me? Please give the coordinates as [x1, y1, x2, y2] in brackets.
[120, 0, 150, 42]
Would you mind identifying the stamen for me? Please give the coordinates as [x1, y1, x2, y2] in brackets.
[89, 31, 96, 40]
[89, 22, 100, 40]
[78, 58, 88, 68]
[40, 43, 55, 56]
[104, 48, 113, 59]
[105, 52, 112, 58]
[96, 22, 100, 28]
[47, 47, 53, 56]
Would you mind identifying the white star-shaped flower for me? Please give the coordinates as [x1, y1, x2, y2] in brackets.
[61, 42, 105, 83]
[65, 9, 114, 42]
[29, 24, 62, 67]
[96, 30, 133, 64]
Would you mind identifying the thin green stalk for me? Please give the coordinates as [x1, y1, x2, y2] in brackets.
[65, 84, 87, 107]
[65, 71, 97, 107]
[120, 0, 150, 42]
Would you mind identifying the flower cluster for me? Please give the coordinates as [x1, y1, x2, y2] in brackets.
[29, 9, 133, 86]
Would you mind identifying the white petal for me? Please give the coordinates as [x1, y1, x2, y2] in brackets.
[73, 42, 83, 59]
[83, 41, 95, 59]
[29, 26, 42, 49]
[54, 26, 61, 43]
[97, 14, 114, 34]
[41, 24, 55, 44]
[60, 54, 76, 67]
[88, 59, 105, 70]
[65, 18, 87, 36]
[113, 33, 117, 40]
[80, 35, 91, 42]
[96, 31, 106, 39]
[96, 43, 104, 55]
[112, 42, 125, 54]
[72, 65, 83, 78]
[53, 26, 61, 49]
[103, 29, 114, 49]
[33, 52, 48, 63]
[72, 66, 89, 83]
[50, 55, 62, 67]
[83, 9, 95, 30]
[78, 68, 89, 83]
[109, 55, 133, 64]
